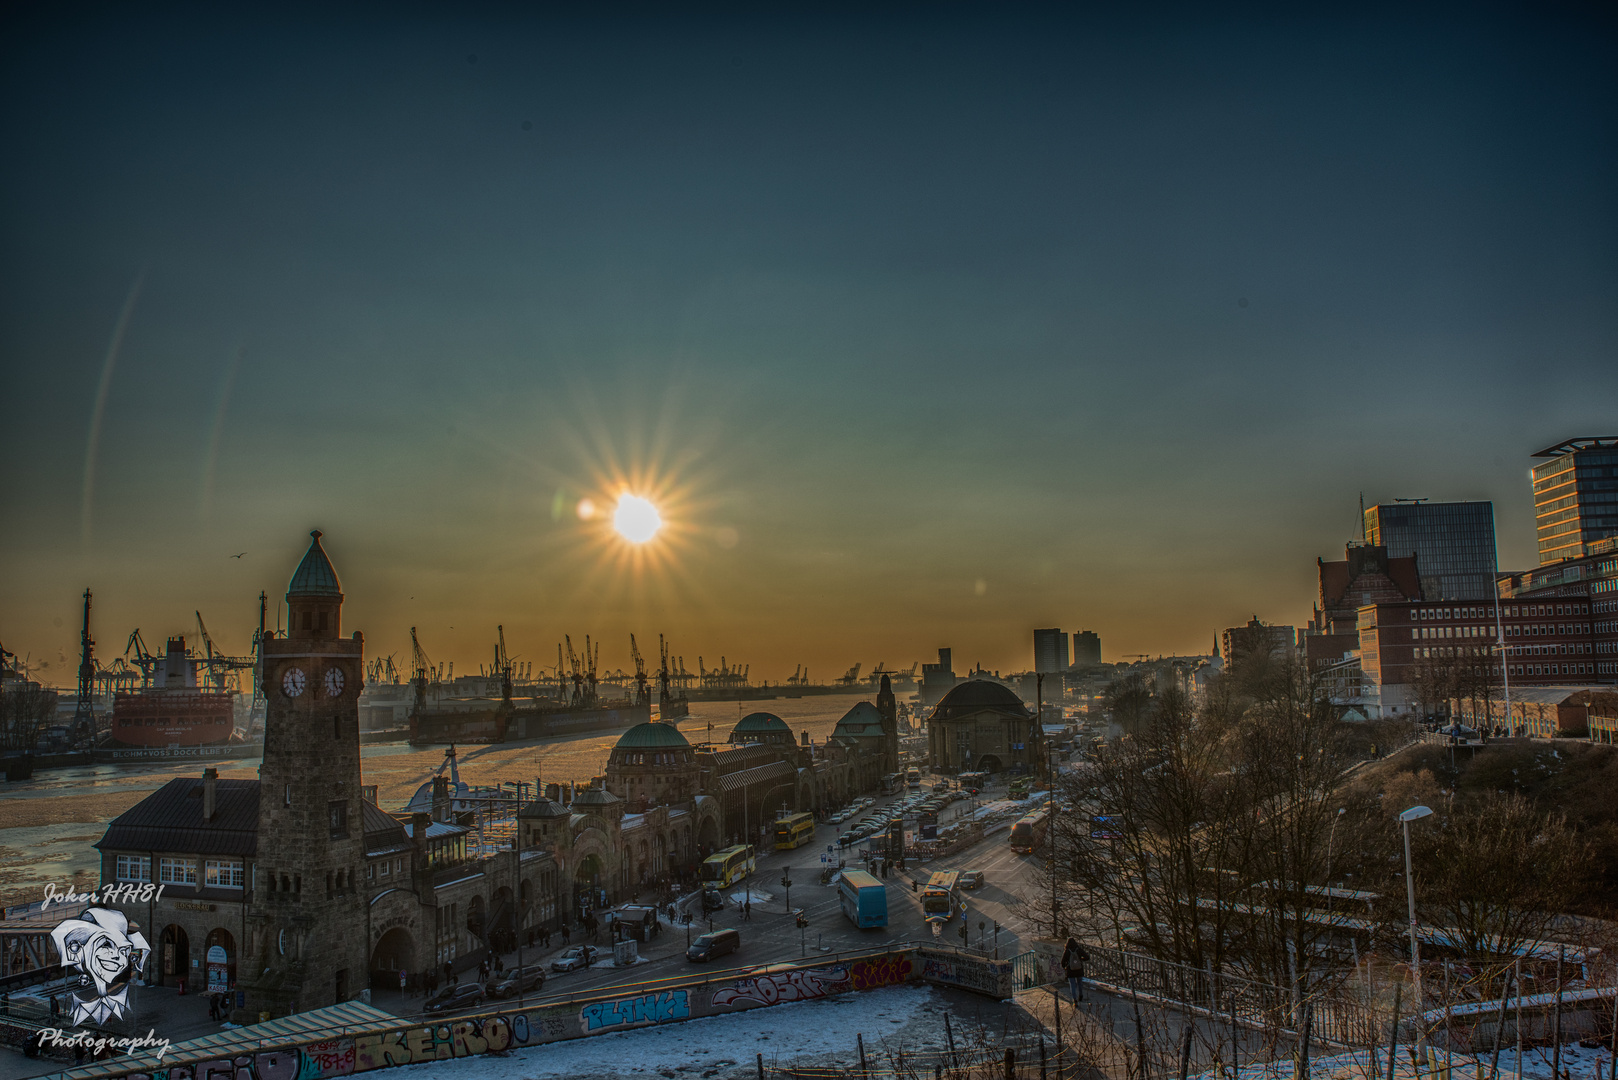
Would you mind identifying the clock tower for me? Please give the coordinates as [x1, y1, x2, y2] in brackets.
[237, 531, 367, 1019]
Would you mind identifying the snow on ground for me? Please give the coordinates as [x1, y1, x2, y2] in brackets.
[393, 984, 943, 1080]
[1193, 1042, 1618, 1080]
[727, 889, 774, 905]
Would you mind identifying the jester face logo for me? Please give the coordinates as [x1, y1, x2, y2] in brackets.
[50, 907, 149, 1025]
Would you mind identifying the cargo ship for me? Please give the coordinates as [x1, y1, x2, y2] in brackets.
[107, 637, 238, 748]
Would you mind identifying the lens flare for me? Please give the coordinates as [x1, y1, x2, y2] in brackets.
[613, 494, 663, 543]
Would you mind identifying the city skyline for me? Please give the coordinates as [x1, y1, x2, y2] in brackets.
[3, 8, 1616, 680]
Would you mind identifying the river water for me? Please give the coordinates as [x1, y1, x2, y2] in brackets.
[0, 692, 881, 907]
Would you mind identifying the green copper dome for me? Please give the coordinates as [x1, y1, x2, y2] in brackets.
[287, 530, 342, 597]
[732, 712, 790, 736]
[614, 720, 692, 750]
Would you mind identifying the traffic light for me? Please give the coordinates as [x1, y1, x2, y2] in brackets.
[795, 912, 808, 929]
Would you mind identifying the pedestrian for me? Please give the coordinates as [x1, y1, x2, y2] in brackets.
[1062, 937, 1088, 1004]
[207, 994, 216, 1021]
[444, 960, 455, 987]
[744, 900, 752, 921]
[561, 922, 570, 944]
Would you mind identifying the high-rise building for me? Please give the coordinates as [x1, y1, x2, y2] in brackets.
[1071, 631, 1102, 666]
[1531, 437, 1618, 565]
[1364, 500, 1497, 601]
[1033, 629, 1069, 673]
[1221, 617, 1296, 673]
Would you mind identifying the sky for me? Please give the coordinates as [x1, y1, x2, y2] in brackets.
[2, 6, 1616, 685]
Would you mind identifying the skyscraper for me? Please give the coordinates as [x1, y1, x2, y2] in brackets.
[1071, 631, 1102, 666]
[1531, 437, 1618, 564]
[1363, 500, 1497, 601]
[1033, 629, 1069, 673]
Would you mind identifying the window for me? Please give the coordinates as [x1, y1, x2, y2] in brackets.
[394, 858, 404, 875]
[159, 857, 198, 885]
[116, 855, 151, 882]
[379, 859, 390, 877]
[329, 799, 349, 839]
[205, 859, 244, 888]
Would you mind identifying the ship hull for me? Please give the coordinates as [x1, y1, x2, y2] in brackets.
[108, 690, 237, 748]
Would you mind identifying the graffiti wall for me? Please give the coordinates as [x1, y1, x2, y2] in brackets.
[916, 947, 1013, 999]
[106, 950, 921, 1080]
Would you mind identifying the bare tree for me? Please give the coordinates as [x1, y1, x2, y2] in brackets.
[1414, 792, 1590, 960]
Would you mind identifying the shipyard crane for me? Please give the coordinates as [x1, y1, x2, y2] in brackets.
[409, 627, 435, 718]
[658, 635, 674, 704]
[586, 635, 600, 704]
[629, 634, 650, 705]
[122, 629, 162, 688]
[836, 663, 862, 687]
[674, 656, 695, 691]
[786, 664, 803, 686]
[194, 611, 255, 693]
[866, 662, 901, 687]
[563, 636, 582, 704]
[494, 625, 514, 706]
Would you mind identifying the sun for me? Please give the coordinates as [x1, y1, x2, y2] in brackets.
[612, 494, 663, 544]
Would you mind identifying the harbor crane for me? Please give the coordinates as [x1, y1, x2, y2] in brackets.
[836, 663, 861, 687]
[629, 634, 650, 705]
[409, 627, 435, 717]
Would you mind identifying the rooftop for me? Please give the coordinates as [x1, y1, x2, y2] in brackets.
[615, 720, 692, 750]
[287, 529, 342, 597]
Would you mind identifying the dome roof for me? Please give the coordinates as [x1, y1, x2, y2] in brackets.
[570, 786, 622, 807]
[287, 530, 342, 597]
[933, 679, 1029, 720]
[519, 798, 568, 819]
[614, 720, 692, 750]
[732, 711, 790, 736]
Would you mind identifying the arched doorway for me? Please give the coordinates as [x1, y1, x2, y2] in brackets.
[158, 925, 190, 989]
[490, 886, 514, 951]
[371, 928, 413, 989]
[978, 754, 1002, 774]
[465, 895, 486, 950]
[696, 816, 719, 854]
[203, 928, 235, 993]
[574, 852, 604, 913]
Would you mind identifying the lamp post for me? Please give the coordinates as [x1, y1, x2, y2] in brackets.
[1400, 805, 1434, 1012]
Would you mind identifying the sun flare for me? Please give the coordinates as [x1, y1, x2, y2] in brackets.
[612, 494, 663, 543]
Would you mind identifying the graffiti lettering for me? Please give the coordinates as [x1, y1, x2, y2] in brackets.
[917, 950, 1012, 998]
[710, 965, 850, 1008]
[850, 954, 913, 991]
[301, 1037, 357, 1076]
[580, 990, 691, 1031]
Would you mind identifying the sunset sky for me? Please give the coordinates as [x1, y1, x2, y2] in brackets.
[2, 8, 1615, 683]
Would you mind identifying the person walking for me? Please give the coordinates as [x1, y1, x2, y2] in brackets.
[1062, 937, 1088, 1004]
[744, 900, 751, 921]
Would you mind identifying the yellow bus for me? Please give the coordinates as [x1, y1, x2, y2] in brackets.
[772, 811, 816, 851]
[700, 844, 756, 888]
[921, 870, 961, 924]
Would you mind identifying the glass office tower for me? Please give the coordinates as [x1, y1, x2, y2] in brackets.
[1363, 500, 1497, 601]
[1532, 437, 1618, 565]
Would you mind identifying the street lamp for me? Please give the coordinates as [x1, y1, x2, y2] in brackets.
[1400, 805, 1434, 1009]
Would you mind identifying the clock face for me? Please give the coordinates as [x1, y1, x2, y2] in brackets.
[325, 667, 346, 698]
[281, 667, 306, 698]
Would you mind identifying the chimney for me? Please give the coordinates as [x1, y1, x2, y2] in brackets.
[432, 776, 450, 823]
[801, 730, 809, 746]
[202, 767, 218, 822]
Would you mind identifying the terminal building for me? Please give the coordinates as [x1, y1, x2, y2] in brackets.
[91, 531, 900, 1017]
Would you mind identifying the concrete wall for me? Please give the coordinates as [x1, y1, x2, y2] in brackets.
[75, 944, 1010, 1079]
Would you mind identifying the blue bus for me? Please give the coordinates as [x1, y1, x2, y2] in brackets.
[838, 869, 888, 929]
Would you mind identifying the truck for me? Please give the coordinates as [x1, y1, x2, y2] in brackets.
[838, 869, 888, 929]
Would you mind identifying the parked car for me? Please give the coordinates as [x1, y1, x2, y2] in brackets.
[550, 945, 595, 973]
[424, 982, 485, 1014]
[686, 927, 741, 963]
[485, 964, 547, 999]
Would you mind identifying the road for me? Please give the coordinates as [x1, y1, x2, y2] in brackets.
[393, 775, 1056, 1018]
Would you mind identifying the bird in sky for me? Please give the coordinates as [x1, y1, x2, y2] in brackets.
[230, 552, 246, 559]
